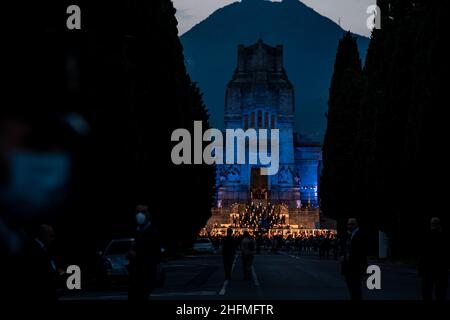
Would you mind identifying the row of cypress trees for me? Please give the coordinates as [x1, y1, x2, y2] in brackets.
[320, 1, 449, 257]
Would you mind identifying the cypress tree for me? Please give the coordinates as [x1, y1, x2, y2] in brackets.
[348, 0, 448, 257]
[320, 32, 362, 231]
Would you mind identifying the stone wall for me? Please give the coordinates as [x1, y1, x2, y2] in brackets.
[208, 207, 231, 226]
[208, 206, 322, 229]
[288, 208, 320, 229]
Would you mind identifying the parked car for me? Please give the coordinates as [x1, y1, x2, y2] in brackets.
[193, 238, 215, 254]
[102, 238, 134, 280]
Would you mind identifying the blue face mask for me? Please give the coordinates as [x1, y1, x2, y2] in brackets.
[0, 151, 71, 220]
[136, 212, 147, 226]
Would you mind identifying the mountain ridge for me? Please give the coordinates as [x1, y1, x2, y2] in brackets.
[180, 0, 370, 141]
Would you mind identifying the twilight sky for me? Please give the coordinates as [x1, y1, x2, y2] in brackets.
[173, 0, 376, 37]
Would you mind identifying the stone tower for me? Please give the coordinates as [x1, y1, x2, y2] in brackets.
[217, 40, 301, 209]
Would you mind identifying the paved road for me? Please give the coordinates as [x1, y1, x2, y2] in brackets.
[61, 250, 449, 300]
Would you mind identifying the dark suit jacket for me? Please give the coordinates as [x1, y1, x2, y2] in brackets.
[129, 223, 162, 280]
[342, 229, 368, 277]
[25, 239, 58, 301]
[222, 236, 236, 258]
[418, 230, 449, 277]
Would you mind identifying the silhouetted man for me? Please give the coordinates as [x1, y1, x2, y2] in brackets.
[222, 228, 236, 280]
[341, 218, 367, 300]
[240, 231, 256, 280]
[127, 205, 162, 301]
[419, 217, 449, 301]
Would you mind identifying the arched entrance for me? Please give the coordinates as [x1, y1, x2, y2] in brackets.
[250, 167, 268, 200]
